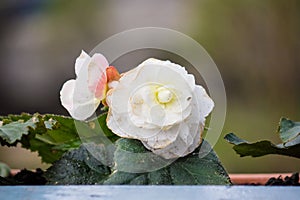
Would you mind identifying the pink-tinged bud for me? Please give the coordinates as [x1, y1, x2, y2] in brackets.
[106, 66, 120, 83]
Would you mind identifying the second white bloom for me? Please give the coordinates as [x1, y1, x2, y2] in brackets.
[106, 58, 214, 159]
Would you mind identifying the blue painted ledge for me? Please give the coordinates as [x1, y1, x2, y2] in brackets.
[0, 185, 299, 200]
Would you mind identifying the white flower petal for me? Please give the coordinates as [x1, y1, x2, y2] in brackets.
[141, 123, 182, 149]
[106, 58, 214, 159]
[88, 53, 109, 99]
[72, 98, 101, 121]
[60, 51, 109, 120]
[151, 124, 203, 159]
[75, 50, 90, 76]
[60, 79, 101, 120]
[107, 109, 160, 139]
[108, 59, 194, 113]
[195, 85, 214, 119]
[186, 125, 203, 154]
[60, 79, 76, 114]
[108, 80, 119, 89]
[133, 59, 194, 111]
[143, 97, 204, 159]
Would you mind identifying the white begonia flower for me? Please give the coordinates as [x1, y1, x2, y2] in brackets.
[106, 58, 214, 159]
[60, 50, 109, 120]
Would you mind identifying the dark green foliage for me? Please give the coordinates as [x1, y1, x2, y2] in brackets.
[0, 113, 230, 185]
[49, 139, 231, 185]
[45, 144, 111, 185]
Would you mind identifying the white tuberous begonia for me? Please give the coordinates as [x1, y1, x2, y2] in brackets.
[60, 50, 119, 120]
[106, 58, 214, 159]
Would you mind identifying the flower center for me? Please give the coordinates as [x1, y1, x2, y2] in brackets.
[156, 87, 173, 104]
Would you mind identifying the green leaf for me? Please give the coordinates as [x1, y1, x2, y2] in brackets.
[169, 141, 231, 185]
[34, 113, 118, 163]
[0, 113, 32, 124]
[96, 113, 120, 142]
[0, 113, 82, 163]
[103, 171, 147, 185]
[72, 113, 119, 167]
[44, 144, 111, 185]
[225, 118, 300, 159]
[224, 133, 300, 158]
[0, 162, 11, 178]
[115, 138, 147, 153]
[0, 118, 36, 144]
[279, 118, 300, 143]
[28, 114, 81, 163]
[106, 138, 231, 185]
[44, 139, 230, 185]
[113, 138, 173, 173]
[0, 112, 118, 164]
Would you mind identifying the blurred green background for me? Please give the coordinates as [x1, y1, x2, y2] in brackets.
[1, 0, 300, 173]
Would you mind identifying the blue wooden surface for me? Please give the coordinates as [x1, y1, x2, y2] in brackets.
[0, 186, 299, 200]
